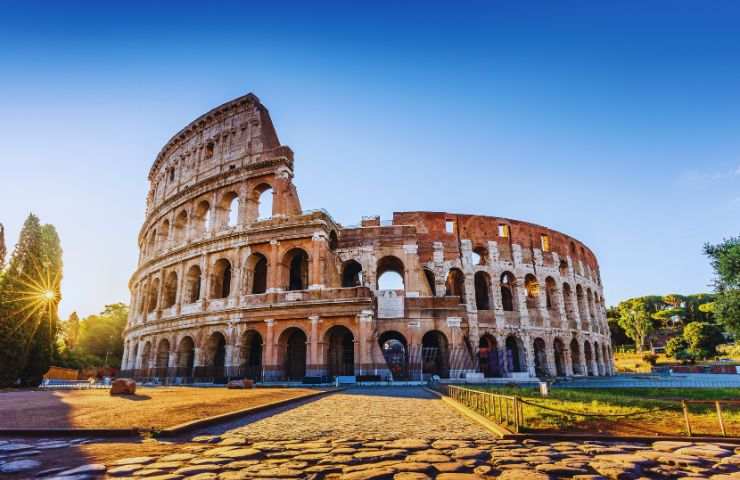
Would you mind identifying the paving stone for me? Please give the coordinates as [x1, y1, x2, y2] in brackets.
[432, 462, 466, 473]
[56, 463, 107, 476]
[0, 459, 41, 473]
[405, 453, 451, 463]
[676, 447, 734, 459]
[341, 467, 397, 480]
[174, 464, 223, 475]
[159, 453, 198, 462]
[111, 456, 156, 466]
[0, 443, 35, 453]
[497, 469, 551, 480]
[393, 473, 430, 480]
[387, 439, 429, 450]
[217, 448, 262, 460]
[108, 464, 146, 476]
[354, 450, 407, 462]
[449, 447, 485, 459]
[535, 463, 590, 475]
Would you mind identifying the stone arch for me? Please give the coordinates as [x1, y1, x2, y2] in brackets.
[194, 199, 211, 235]
[278, 327, 307, 380]
[140, 340, 152, 370]
[240, 330, 263, 381]
[584, 341, 594, 376]
[576, 285, 588, 329]
[500, 272, 517, 311]
[341, 260, 363, 288]
[474, 271, 491, 310]
[423, 268, 436, 296]
[283, 248, 309, 291]
[211, 258, 232, 299]
[147, 229, 157, 256]
[377, 255, 405, 290]
[559, 259, 569, 277]
[533, 337, 548, 377]
[587, 288, 595, 323]
[553, 338, 566, 377]
[163, 271, 178, 308]
[159, 219, 170, 248]
[421, 330, 450, 379]
[594, 340, 602, 375]
[253, 182, 273, 220]
[478, 334, 501, 377]
[203, 332, 227, 379]
[563, 282, 576, 326]
[524, 274, 540, 310]
[325, 325, 355, 377]
[505, 335, 526, 373]
[173, 209, 188, 244]
[177, 336, 195, 376]
[378, 330, 409, 381]
[328, 231, 338, 251]
[570, 338, 583, 375]
[185, 265, 202, 303]
[472, 246, 488, 266]
[220, 190, 240, 227]
[155, 338, 171, 371]
[445, 268, 465, 304]
[245, 253, 268, 294]
[146, 277, 160, 313]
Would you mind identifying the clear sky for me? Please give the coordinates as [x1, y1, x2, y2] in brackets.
[1, 1, 738, 319]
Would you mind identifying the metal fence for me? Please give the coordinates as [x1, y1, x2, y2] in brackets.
[438, 384, 524, 432]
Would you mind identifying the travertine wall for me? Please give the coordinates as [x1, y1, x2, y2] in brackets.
[121, 93, 613, 382]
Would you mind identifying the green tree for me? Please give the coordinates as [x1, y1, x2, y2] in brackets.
[62, 311, 81, 351]
[0, 222, 6, 269]
[704, 236, 740, 336]
[607, 306, 631, 346]
[665, 336, 688, 359]
[18, 224, 63, 386]
[682, 321, 725, 360]
[617, 297, 654, 351]
[76, 303, 128, 366]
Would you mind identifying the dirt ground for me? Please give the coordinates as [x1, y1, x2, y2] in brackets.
[0, 387, 316, 430]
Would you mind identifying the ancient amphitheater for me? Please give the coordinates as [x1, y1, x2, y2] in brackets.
[120, 93, 613, 383]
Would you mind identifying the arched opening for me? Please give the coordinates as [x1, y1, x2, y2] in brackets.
[173, 210, 188, 244]
[240, 330, 263, 381]
[177, 336, 195, 377]
[563, 282, 576, 327]
[280, 328, 307, 381]
[211, 259, 232, 299]
[474, 271, 491, 310]
[155, 339, 170, 375]
[570, 338, 582, 375]
[147, 230, 157, 256]
[472, 246, 488, 266]
[533, 337, 548, 377]
[326, 326, 355, 377]
[194, 200, 211, 235]
[159, 220, 170, 249]
[553, 338, 566, 377]
[131, 343, 139, 370]
[594, 341, 602, 375]
[163, 271, 178, 308]
[445, 268, 465, 304]
[328, 231, 338, 251]
[421, 330, 450, 379]
[478, 334, 501, 378]
[284, 248, 309, 291]
[587, 289, 595, 323]
[505, 336, 525, 373]
[423, 269, 436, 296]
[204, 332, 227, 381]
[185, 265, 202, 303]
[341, 260, 363, 288]
[576, 285, 588, 329]
[500, 272, 516, 311]
[377, 256, 405, 290]
[525, 274, 540, 309]
[545, 277, 557, 310]
[140, 341, 152, 371]
[559, 259, 569, 277]
[147, 278, 160, 313]
[245, 253, 268, 294]
[378, 331, 408, 381]
[222, 191, 240, 228]
[256, 184, 273, 220]
[584, 341, 594, 376]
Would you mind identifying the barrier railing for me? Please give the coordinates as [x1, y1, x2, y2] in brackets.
[439, 385, 524, 433]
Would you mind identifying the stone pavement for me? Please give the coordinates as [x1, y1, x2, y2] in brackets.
[2, 387, 740, 479]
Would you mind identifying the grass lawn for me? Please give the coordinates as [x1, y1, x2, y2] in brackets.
[471, 386, 740, 437]
[0, 387, 318, 431]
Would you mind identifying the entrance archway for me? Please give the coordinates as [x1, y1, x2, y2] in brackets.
[553, 338, 566, 377]
[584, 341, 594, 376]
[326, 326, 354, 377]
[421, 330, 450, 379]
[533, 338, 548, 377]
[505, 335, 525, 373]
[378, 331, 408, 381]
[478, 335, 501, 377]
[280, 328, 307, 380]
[570, 338, 582, 375]
[240, 330, 263, 381]
[177, 336, 195, 378]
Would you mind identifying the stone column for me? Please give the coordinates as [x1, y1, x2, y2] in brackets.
[309, 233, 325, 290]
[403, 243, 419, 296]
[267, 240, 281, 293]
[523, 334, 535, 377]
[358, 309, 373, 376]
[264, 319, 275, 380]
[563, 343, 574, 377]
[309, 315, 320, 376]
[545, 340, 556, 377]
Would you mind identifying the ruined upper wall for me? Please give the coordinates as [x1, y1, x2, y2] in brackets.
[146, 93, 289, 210]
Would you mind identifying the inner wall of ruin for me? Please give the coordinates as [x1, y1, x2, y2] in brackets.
[120, 92, 614, 383]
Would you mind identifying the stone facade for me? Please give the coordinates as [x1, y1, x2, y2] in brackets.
[121, 92, 613, 382]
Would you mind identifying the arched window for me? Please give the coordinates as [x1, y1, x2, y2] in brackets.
[474, 271, 491, 310]
[284, 248, 309, 291]
[254, 184, 273, 220]
[173, 210, 188, 244]
[329, 231, 338, 251]
[545, 277, 557, 310]
[221, 191, 239, 227]
[559, 259, 569, 277]
[500, 272, 516, 311]
[147, 278, 160, 313]
[211, 259, 232, 299]
[341, 260, 363, 287]
[445, 268, 465, 304]
[423, 269, 436, 296]
[185, 265, 201, 303]
[194, 200, 211, 235]
[245, 253, 268, 294]
[471, 246, 487, 266]
[163, 271, 178, 308]
[147, 229, 157, 256]
[524, 274, 539, 309]
[159, 220, 170, 248]
[377, 256, 405, 291]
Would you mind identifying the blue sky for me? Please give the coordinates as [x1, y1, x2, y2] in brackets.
[1, 1, 738, 318]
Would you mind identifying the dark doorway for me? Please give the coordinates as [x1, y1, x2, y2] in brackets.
[326, 326, 354, 377]
[421, 330, 450, 378]
[479, 335, 501, 377]
[378, 331, 408, 381]
[284, 328, 307, 380]
[241, 331, 263, 381]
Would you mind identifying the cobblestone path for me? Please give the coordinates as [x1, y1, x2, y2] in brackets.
[3, 387, 740, 479]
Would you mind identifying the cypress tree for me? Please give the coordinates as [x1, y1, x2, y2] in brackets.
[0, 223, 6, 269]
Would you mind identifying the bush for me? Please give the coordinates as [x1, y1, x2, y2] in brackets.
[642, 353, 658, 366]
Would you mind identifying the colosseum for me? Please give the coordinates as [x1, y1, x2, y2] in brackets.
[120, 92, 614, 384]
